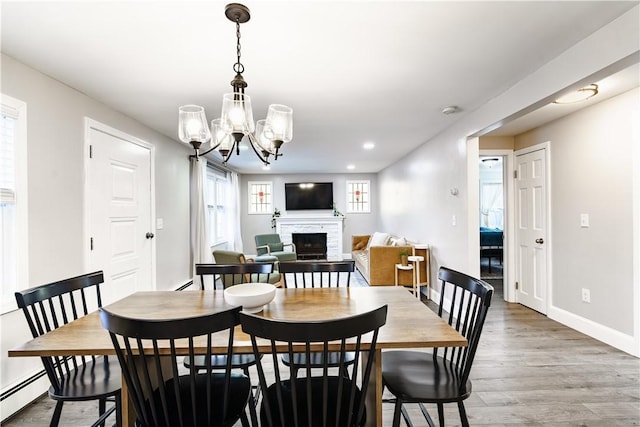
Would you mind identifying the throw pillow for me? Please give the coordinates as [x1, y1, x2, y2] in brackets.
[390, 236, 408, 246]
[367, 232, 391, 249]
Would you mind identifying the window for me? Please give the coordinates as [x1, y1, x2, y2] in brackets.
[346, 180, 370, 213]
[206, 166, 228, 247]
[1, 95, 28, 313]
[248, 181, 272, 214]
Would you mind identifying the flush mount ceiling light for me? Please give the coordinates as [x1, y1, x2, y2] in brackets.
[553, 84, 599, 104]
[481, 157, 500, 168]
[178, 3, 293, 165]
[441, 105, 460, 115]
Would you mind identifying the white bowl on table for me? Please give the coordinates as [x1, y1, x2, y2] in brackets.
[223, 283, 276, 313]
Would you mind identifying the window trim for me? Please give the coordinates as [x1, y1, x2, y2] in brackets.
[1, 94, 28, 314]
[247, 181, 273, 215]
[346, 180, 371, 213]
[206, 166, 228, 247]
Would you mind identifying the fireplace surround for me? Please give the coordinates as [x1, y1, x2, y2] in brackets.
[275, 216, 344, 260]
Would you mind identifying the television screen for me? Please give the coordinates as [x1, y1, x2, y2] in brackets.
[285, 182, 334, 210]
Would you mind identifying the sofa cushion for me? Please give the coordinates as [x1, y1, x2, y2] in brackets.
[367, 232, 391, 249]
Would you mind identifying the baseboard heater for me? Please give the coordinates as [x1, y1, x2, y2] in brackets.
[175, 279, 194, 291]
[0, 370, 47, 402]
[2, 279, 194, 403]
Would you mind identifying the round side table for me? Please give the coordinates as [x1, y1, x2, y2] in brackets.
[407, 255, 424, 299]
[394, 263, 414, 293]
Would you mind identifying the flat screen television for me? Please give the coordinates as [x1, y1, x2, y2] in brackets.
[285, 182, 333, 210]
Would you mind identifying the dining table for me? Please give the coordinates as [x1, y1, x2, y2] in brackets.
[9, 286, 466, 427]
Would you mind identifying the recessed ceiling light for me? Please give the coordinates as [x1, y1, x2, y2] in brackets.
[553, 84, 598, 104]
[262, 164, 270, 171]
[363, 142, 375, 150]
[347, 164, 355, 170]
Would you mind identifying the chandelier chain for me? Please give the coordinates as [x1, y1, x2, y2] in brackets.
[233, 19, 244, 74]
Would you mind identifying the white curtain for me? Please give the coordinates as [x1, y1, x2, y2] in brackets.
[190, 157, 212, 276]
[480, 182, 504, 229]
[228, 171, 244, 253]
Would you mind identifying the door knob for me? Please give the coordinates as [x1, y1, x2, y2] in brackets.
[535, 238, 544, 244]
[146, 232, 155, 239]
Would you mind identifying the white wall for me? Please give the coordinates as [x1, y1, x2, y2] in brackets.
[0, 54, 193, 419]
[377, 6, 639, 356]
[240, 173, 379, 256]
[515, 88, 638, 337]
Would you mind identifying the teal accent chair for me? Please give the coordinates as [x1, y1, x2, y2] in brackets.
[212, 249, 282, 287]
[254, 234, 298, 262]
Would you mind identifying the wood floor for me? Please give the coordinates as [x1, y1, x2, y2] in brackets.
[3, 279, 639, 426]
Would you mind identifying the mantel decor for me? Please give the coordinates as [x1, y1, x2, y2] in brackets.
[178, 3, 293, 165]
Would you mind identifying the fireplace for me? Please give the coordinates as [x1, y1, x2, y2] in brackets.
[292, 233, 327, 260]
[276, 216, 344, 260]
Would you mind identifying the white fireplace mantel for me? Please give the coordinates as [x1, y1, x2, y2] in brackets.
[275, 216, 345, 260]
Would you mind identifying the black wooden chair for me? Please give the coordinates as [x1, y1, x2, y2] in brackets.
[278, 260, 354, 288]
[195, 262, 276, 290]
[187, 262, 275, 426]
[14, 271, 121, 427]
[240, 304, 388, 427]
[278, 260, 356, 378]
[100, 304, 252, 427]
[382, 267, 494, 427]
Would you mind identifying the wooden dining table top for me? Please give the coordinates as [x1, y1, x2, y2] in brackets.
[9, 286, 466, 357]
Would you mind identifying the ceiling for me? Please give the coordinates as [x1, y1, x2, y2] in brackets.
[2, 1, 638, 174]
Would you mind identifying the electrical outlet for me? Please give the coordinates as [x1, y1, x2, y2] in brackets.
[581, 288, 591, 303]
[451, 215, 457, 226]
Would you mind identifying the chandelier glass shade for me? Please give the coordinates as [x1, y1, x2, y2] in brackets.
[178, 3, 293, 165]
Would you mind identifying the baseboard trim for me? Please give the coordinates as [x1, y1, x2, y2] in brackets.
[548, 305, 638, 357]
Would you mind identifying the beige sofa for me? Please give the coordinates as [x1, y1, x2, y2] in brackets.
[351, 234, 430, 287]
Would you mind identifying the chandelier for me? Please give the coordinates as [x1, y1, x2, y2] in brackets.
[178, 3, 293, 165]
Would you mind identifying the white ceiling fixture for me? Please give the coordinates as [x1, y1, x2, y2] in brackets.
[441, 105, 460, 115]
[481, 157, 500, 168]
[553, 84, 599, 104]
[178, 3, 293, 165]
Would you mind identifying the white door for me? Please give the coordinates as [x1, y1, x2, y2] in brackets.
[86, 122, 154, 305]
[515, 145, 548, 314]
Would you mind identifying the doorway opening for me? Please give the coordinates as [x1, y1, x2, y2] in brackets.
[479, 156, 505, 293]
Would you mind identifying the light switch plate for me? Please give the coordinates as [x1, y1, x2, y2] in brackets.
[156, 218, 164, 230]
[580, 213, 589, 228]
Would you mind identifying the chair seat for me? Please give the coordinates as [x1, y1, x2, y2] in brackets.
[254, 255, 279, 263]
[48, 355, 121, 401]
[183, 354, 260, 370]
[281, 351, 356, 369]
[260, 376, 366, 426]
[382, 351, 472, 403]
[271, 251, 297, 262]
[144, 372, 251, 427]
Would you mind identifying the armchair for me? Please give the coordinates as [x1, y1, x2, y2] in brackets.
[213, 249, 282, 287]
[254, 233, 297, 262]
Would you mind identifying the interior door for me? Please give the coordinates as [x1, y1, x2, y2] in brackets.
[515, 146, 548, 314]
[87, 123, 154, 304]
